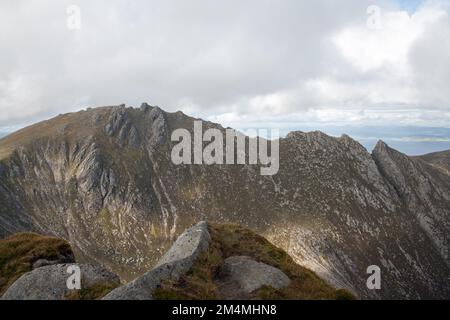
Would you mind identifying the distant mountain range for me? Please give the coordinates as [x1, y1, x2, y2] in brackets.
[0, 104, 448, 299]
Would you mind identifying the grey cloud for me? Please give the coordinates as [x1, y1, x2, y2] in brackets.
[0, 0, 449, 131]
[0, 0, 371, 125]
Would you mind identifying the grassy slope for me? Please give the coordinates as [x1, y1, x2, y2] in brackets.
[0, 107, 113, 160]
[64, 282, 120, 300]
[154, 223, 355, 300]
[0, 232, 119, 299]
[0, 232, 74, 295]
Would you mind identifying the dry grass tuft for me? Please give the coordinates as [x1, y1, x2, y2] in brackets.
[64, 282, 120, 300]
[0, 232, 74, 295]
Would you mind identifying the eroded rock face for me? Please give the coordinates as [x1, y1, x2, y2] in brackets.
[0, 105, 449, 299]
[218, 256, 291, 299]
[1, 264, 119, 300]
[373, 141, 450, 263]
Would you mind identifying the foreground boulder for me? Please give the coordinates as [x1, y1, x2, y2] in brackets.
[104, 221, 210, 300]
[151, 223, 355, 300]
[2, 264, 119, 300]
[218, 256, 291, 299]
[0, 232, 74, 296]
[1, 222, 354, 300]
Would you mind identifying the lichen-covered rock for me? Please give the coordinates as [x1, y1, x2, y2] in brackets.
[155, 221, 211, 277]
[1, 264, 119, 300]
[0, 232, 75, 296]
[219, 256, 291, 298]
[104, 221, 210, 300]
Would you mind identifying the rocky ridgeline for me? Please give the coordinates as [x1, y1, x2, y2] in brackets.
[0, 104, 449, 299]
[1, 222, 296, 300]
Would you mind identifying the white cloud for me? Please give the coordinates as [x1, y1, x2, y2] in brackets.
[333, 11, 421, 73]
[0, 0, 449, 131]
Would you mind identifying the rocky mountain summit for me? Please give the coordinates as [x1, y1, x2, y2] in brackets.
[0, 104, 449, 299]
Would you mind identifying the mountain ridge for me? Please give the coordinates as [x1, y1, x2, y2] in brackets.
[0, 104, 449, 299]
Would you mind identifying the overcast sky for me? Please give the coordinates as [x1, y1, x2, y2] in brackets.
[1, 0, 450, 153]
